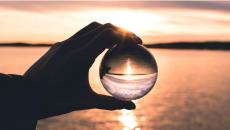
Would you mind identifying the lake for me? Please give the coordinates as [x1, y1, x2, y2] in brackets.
[0, 47, 230, 130]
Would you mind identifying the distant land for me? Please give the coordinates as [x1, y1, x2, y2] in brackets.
[144, 41, 230, 50]
[0, 43, 52, 47]
[0, 41, 230, 50]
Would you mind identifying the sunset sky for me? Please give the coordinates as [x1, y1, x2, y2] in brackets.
[0, 1, 230, 44]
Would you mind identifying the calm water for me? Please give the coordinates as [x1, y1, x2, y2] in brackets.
[0, 47, 230, 130]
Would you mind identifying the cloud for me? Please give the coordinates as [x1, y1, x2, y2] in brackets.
[0, 1, 230, 13]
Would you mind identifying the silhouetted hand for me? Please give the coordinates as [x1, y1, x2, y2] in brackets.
[24, 22, 142, 119]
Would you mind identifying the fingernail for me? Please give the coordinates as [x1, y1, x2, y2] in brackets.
[132, 34, 142, 44]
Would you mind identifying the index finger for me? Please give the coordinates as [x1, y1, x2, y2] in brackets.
[83, 28, 142, 60]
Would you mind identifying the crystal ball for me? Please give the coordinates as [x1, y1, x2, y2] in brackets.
[99, 43, 158, 101]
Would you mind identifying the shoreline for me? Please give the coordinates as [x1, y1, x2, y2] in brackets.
[0, 41, 230, 50]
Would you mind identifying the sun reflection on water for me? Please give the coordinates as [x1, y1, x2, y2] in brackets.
[118, 109, 141, 130]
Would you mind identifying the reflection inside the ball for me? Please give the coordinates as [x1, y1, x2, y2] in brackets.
[100, 44, 158, 101]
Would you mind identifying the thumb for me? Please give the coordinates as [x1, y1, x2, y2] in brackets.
[93, 94, 136, 110]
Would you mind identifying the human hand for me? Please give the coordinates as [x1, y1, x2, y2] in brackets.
[24, 22, 142, 119]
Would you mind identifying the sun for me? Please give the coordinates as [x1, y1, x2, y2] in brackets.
[84, 9, 165, 36]
[125, 59, 133, 75]
[124, 59, 134, 80]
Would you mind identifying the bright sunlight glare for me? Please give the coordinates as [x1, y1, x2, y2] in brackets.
[82, 9, 166, 35]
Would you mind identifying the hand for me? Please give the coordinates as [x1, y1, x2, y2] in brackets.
[24, 22, 142, 119]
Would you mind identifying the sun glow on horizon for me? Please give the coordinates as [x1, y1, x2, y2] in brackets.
[0, 2, 230, 44]
[82, 9, 166, 36]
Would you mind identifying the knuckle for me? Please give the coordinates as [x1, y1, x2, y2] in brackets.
[104, 28, 115, 35]
[103, 28, 117, 38]
[90, 21, 100, 26]
[104, 23, 114, 28]
[103, 28, 121, 43]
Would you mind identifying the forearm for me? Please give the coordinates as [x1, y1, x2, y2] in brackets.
[0, 73, 40, 130]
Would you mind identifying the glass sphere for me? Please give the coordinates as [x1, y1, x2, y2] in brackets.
[99, 43, 158, 101]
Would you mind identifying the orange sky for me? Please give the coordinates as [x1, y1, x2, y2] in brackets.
[0, 1, 230, 44]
